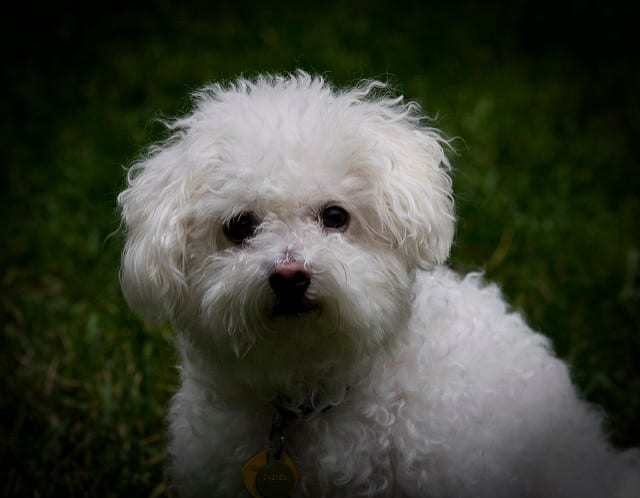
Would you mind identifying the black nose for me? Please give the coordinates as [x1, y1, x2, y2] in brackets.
[268, 261, 311, 299]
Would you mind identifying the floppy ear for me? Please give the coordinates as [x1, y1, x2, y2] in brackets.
[118, 142, 190, 322]
[373, 122, 455, 267]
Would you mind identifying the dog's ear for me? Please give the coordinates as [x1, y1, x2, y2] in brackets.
[118, 143, 190, 322]
[370, 122, 455, 267]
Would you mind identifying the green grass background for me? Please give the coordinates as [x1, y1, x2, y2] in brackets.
[1, 1, 639, 496]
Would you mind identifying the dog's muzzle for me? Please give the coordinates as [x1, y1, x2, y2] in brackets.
[268, 261, 317, 315]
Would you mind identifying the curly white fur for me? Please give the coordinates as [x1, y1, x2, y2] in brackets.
[118, 72, 639, 497]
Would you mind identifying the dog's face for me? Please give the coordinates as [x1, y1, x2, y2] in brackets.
[119, 74, 454, 397]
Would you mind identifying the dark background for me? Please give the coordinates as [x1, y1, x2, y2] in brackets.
[2, 1, 639, 496]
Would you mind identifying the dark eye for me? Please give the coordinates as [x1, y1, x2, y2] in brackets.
[223, 212, 258, 244]
[321, 205, 350, 231]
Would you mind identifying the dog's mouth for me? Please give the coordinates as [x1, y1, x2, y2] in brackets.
[270, 297, 320, 318]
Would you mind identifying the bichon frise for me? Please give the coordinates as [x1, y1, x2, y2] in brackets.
[118, 72, 639, 498]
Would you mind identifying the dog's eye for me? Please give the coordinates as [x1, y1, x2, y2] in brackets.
[321, 205, 350, 231]
[223, 212, 258, 244]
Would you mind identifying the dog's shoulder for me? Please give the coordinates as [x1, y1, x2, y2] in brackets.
[409, 266, 561, 379]
[412, 266, 524, 330]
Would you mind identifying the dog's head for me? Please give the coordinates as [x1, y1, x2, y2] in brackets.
[118, 73, 454, 395]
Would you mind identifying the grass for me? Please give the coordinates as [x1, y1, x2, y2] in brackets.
[1, 1, 639, 496]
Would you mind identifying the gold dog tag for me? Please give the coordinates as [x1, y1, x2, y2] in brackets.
[242, 448, 298, 498]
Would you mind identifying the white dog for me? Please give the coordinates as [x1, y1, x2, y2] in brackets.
[118, 72, 639, 497]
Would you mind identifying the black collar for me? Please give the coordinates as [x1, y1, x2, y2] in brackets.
[273, 386, 349, 421]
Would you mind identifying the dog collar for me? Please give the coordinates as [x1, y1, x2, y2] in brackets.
[275, 384, 350, 420]
[241, 408, 298, 498]
[241, 394, 346, 497]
